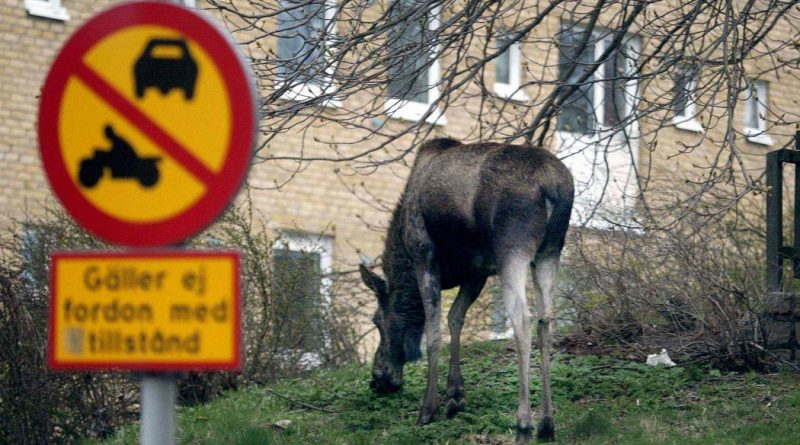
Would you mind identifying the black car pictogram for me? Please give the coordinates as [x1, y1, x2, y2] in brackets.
[134, 38, 198, 100]
[78, 125, 161, 188]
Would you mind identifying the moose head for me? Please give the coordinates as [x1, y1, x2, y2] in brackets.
[360, 263, 423, 394]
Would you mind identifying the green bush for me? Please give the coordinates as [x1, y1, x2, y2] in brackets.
[560, 212, 769, 371]
[0, 209, 136, 444]
[0, 200, 369, 443]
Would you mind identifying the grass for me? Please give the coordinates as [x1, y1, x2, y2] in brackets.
[93, 341, 800, 444]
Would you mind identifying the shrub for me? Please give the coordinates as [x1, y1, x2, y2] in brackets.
[0, 209, 136, 444]
[0, 200, 369, 442]
[559, 212, 770, 371]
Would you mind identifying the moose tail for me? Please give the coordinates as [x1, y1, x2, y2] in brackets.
[540, 174, 574, 257]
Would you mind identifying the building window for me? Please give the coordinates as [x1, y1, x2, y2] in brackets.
[743, 79, 772, 146]
[272, 233, 333, 362]
[556, 28, 596, 134]
[600, 44, 634, 129]
[25, 0, 69, 21]
[385, 0, 445, 124]
[490, 288, 513, 340]
[672, 66, 702, 132]
[494, 34, 527, 101]
[276, 0, 337, 102]
[556, 26, 639, 135]
[556, 26, 640, 229]
[20, 224, 53, 293]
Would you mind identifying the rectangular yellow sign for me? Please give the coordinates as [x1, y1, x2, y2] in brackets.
[49, 251, 240, 371]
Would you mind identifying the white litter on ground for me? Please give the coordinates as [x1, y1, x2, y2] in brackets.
[273, 420, 292, 430]
[646, 349, 676, 367]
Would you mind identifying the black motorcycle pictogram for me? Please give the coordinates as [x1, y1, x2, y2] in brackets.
[134, 38, 198, 100]
[78, 125, 161, 188]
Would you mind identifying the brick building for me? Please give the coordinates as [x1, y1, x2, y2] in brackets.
[2, 0, 797, 357]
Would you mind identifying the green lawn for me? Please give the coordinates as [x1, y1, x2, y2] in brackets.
[94, 341, 800, 444]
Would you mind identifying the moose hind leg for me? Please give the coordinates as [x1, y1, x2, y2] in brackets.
[446, 275, 486, 418]
[532, 255, 559, 443]
[500, 253, 534, 445]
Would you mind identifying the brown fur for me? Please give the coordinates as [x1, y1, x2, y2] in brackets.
[361, 138, 573, 443]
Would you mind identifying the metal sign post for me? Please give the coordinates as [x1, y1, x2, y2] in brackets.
[145, 0, 182, 439]
[141, 373, 177, 445]
[40, 2, 255, 444]
[49, 251, 241, 443]
[142, 4, 181, 442]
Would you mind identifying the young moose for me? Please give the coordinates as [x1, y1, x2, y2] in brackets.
[360, 139, 573, 444]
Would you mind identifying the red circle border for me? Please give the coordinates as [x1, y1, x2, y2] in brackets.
[38, 1, 256, 247]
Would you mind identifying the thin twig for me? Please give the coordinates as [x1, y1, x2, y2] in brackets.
[747, 342, 800, 372]
[263, 388, 339, 414]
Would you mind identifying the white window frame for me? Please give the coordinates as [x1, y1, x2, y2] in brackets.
[182, 0, 197, 7]
[25, 0, 69, 21]
[672, 67, 703, 133]
[743, 79, 773, 146]
[275, 0, 341, 107]
[384, 4, 446, 125]
[493, 34, 528, 101]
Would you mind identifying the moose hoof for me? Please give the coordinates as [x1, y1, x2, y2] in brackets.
[515, 424, 533, 445]
[445, 397, 466, 418]
[416, 408, 439, 425]
[536, 416, 555, 443]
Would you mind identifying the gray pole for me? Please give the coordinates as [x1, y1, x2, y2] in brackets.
[141, 3, 187, 443]
[141, 373, 177, 445]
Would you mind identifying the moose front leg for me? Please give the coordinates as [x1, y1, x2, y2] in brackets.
[416, 259, 442, 425]
[446, 275, 486, 418]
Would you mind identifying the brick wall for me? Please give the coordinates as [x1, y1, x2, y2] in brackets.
[0, 0, 118, 222]
[764, 292, 800, 364]
[3, 0, 794, 257]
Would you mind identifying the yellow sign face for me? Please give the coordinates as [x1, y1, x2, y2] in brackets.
[49, 251, 241, 371]
[60, 26, 230, 223]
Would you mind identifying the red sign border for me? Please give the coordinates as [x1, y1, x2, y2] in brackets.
[38, 1, 256, 247]
[48, 250, 242, 372]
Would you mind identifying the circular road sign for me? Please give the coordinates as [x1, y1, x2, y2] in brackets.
[38, 1, 256, 247]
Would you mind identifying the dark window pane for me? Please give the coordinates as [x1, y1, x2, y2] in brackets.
[556, 28, 595, 134]
[272, 248, 325, 352]
[673, 70, 689, 116]
[387, 0, 433, 103]
[602, 48, 630, 127]
[745, 80, 765, 129]
[277, 1, 328, 85]
[496, 35, 511, 85]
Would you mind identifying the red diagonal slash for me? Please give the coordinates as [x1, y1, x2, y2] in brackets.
[73, 61, 217, 186]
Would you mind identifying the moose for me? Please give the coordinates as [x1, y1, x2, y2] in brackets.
[360, 138, 573, 443]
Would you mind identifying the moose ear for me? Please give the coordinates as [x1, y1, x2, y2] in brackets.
[359, 263, 387, 302]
